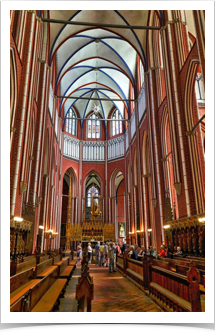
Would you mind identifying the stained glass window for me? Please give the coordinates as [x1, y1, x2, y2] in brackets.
[66, 108, 76, 136]
[87, 186, 99, 207]
[111, 109, 122, 136]
[87, 114, 100, 138]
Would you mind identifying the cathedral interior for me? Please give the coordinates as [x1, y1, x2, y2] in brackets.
[9, 9, 206, 314]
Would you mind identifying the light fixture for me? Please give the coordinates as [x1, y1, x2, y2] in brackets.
[164, 225, 170, 229]
[136, 230, 140, 233]
[129, 232, 134, 234]
[39, 226, 44, 229]
[48, 229, 53, 233]
[14, 217, 23, 222]
[148, 228, 152, 232]
[198, 218, 205, 222]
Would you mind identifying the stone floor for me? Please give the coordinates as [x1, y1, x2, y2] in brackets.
[54, 263, 162, 312]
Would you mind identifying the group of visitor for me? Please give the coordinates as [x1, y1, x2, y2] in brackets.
[76, 241, 183, 268]
[76, 241, 120, 272]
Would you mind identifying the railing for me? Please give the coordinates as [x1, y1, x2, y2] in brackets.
[83, 141, 105, 161]
[108, 136, 124, 160]
[64, 135, 80, 160]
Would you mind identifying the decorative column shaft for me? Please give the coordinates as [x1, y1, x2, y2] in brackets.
[65, 176, 72, 251]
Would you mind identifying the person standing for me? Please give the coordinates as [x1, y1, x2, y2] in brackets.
[103, 242, 109, 267]
[99, 242, 104, 266]
[87, 242, 92, 264]
[94, 241, 100, 266]
[77, 242, 82, 266]
[108, 242, 116, 273]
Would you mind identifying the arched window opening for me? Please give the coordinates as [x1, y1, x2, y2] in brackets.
[87, 113, 100, 138]
[66, 108, 76, 136]
[139, 59, 144, 88]
[112, 109, 122, 137]
[195, 73, 205, 103]
[87, 185, 99, 207]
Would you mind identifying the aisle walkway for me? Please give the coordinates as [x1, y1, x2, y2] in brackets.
[54, 264, 162, 312]
[89, 265, 162, 312]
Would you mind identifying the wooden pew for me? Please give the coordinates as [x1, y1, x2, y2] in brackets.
[29, 270, 67, 312]
[116, 255, 124, 273]
[10, 268, 41, 312]
[53, 256, 73, 282]
[126, 258, 144, 290]
[170, 256, 205, 270]
[149, 263, 202, 312]
[76, 257, 94, 312]
[175, 264, 205, 289]
[39, 255, 50, 263]
[153, 259, 171, 270]
[35, 258, 58, 278]
[159, 257, 205, 272]
[14, 257, 36, 275]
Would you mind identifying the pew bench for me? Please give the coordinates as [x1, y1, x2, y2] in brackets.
[35, 258, 58, 278]
[175, 264, 205, 290]
[59, 266, 74, 284]
[54, 257, 69, 276]
[29, 268, 66, 312]
[31, 279, 67, 312]
[10, 268, 40, 312]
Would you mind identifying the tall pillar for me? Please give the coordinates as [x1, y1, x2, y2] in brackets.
[128, 120, 135, 240]
[78, 140, 83, 223]
[134, 100, 145, 245]
[105, 140, 108, 223]
[65, 175, 71, 251]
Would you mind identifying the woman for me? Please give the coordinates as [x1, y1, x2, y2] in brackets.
[77, 242, 82, 265]
[87, 242, 92, 264]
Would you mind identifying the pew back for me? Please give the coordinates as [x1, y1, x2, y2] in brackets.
[35, 258, 53, 277]
[39, 255, 50, 264]
[16, 258, 36, 274]
[10, 268, 34, 293]
[29, 269, 58, 310]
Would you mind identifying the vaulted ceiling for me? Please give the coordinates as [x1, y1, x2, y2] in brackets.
[48, 10, 150, 121]
[48, 10, 196, 123]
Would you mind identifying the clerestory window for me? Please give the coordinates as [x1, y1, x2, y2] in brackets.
[112, 109, 122, 137]
[87, 113, 100, 139]
[66, 108, 76, 136]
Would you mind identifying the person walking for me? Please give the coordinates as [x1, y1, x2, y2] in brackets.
[76, 242, 82, 266]
[108, 242, 116, 273]
[87, 242, 92, 264]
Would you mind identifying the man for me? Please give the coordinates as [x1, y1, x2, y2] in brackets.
[121, 241, 127, 254]
[103, 242, 109, 267]
[94, 241, 100, 266]
[173, 246, 183, 256]
[115, 242, 121, 255]
[108, 242, 116, 272]
[99, 242, 104, 266]
[134, 244, 141, 255]
[129, 245, 138, 260]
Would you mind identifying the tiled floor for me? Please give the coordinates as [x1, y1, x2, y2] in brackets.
[54, 263, 162, 312]
[54, 264, 81, 312]
[89, 265, 162, 312]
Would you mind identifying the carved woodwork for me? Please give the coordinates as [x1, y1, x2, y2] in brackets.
[19, 182, 28, 195]
[182, 228, 187, 252]
[187, 261, 201, 312]
[198, 225, 205, 255]
[187, 228, 192, 254]
[191, 228, 198, 255]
